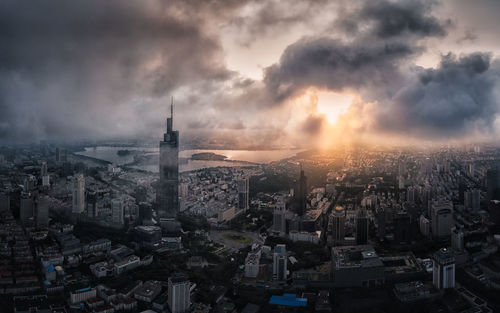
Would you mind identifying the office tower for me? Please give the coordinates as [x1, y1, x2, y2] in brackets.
[273, 244, 287, 281]
[458, 179, 466, 205]
[273, 200, 286, 235]
[111, 198, 124, 225]
[168, 273, 190, 313]
[72, 174, 85, 214]
[355, 209, 368, 245]
[451, 227, 464, 251]
[331, 206, 346, 245]
[40, 161, 48, 177]
[468, 163, 475, 176]
[42, 175, 50, 187]
[432, 248, 455, 289]
[23, 175, 36, 192]
[394, 211, 412, 244]
[36, 196, 49, 227]
[488, 200, 500, 232]
[431, 201, 454, 239]
[20, 192, 34, 224]
[134, 186, 148, 204]
[487, 165, 500, 201]
[157, 100, 179, 218]
[295, 165, 308, 216]
[0, 193, 10, 212]
[464, 189, 480, 211]
[139, 202, 153, 224]
[86, 190, 98, 218]
[419, 215, 431, 238]
[55, 147, 67, 162]
[376, 207, 386, 240]
[237, 178, 249, 212]
[406, 187, 415, 204]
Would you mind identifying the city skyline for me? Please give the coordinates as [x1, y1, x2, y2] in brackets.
[0, 0, 500, 149]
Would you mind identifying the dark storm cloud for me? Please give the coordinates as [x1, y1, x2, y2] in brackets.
[264, 37, 414, 101]
[374, 53, 500, 138]
[337, 0, 448, 39]
[0, 0, 230, 142]
[301, 114, 326, 135]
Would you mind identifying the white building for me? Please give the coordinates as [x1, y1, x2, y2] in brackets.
[168, 273, 190, 313]
[272, 200, 286, 236]
[244, 250, 261, 278]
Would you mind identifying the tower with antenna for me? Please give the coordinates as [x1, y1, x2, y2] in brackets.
[157, 96, 179, 218]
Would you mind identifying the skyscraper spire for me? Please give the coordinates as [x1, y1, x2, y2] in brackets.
[167, 96, 173, 133]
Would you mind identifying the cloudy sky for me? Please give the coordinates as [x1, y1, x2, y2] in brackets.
[1, 0, 500, 148]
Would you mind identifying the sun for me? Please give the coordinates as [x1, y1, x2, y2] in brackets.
[316, 90, 355, 124]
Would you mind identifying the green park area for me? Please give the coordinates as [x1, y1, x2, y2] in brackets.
[221, 232, 253, 244]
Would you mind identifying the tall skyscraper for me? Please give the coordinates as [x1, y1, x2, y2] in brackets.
[55, 147, 67, 162]
[40, 161, 48, 177]
[0, 193, 10, 212]
[376, 207, 386, 240]
[295, 165, 308, 216]
[86, 190, 98, 218]
[237, 178, 249, 211]
[355, 209, 368, 245]
[464, 189, 480, 211]
[393, 210, 412, 244]
[72, 174, 85, 214]
[432, 247, 455, 289]
[157, 100, 179, 218]
[168, 273, 190, 313]
[451, 227, 464, 251]
[111, 198, 124, 225]
[487, 164, 500, 202]
[20, 192, 34, 224]
[330, 206, 345, 246]
[272, 200, 286, 235]
[36, 196, 49, 227]
[273, 244, 287, 281]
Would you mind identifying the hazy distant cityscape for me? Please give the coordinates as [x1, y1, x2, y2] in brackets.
[2, 0, 500, 313]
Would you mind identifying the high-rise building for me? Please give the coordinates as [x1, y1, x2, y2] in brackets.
[157, 100, 179, 218]
[376, 207, 386, 240]
[139, 202, 153, 224]
[393, 211, 412, 244]
[432, 247, 455, 289]
[488, 200, 500, 232]
[40, 161, 48, 177]
[272, 200, 286, 235]
[406, 187, 415, 204]
[355, 209, 368, 245]
[86, 190, 98, 218]
[168, 273, 190, 313]
[295, 165, 308, 216]
[0, 193, 10, 212]
[55, 147, 67, 162]
[431, 201, 454, 239]
[451, 227, 464, 251]
[20, 192, 34, 224]
[419, 215, 431, 238]
[111, 198, 124, 225]
[464, 189, 480, 211]
[36, 196, 49, 227]
[72, 174, 85, 214]
[273, 244, 287, 281]
[237, 178, 249, 212]
[487, 165, 500, 202]
[331, 206, 346, 246]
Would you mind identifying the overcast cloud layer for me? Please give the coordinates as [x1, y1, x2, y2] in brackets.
[0, 0, 499, 147]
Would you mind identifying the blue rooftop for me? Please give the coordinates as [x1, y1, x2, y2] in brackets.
[269, 294, 307, 307]
[75, 286, 91, 293]
[46, 264, 55, 273]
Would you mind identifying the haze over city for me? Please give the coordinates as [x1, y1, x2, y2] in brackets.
[3, 1, 500, 313]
